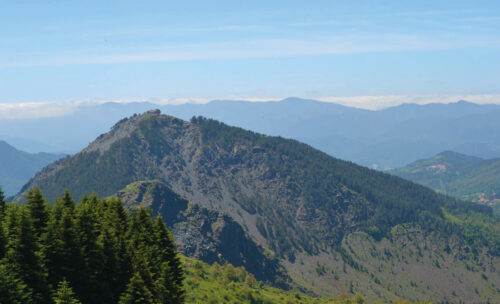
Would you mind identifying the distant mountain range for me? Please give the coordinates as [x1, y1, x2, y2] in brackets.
[0, 140, 65, 196]
[3, 98, 500, 169]
[14, 111, 500, 303]
[390, 151, 500, 214]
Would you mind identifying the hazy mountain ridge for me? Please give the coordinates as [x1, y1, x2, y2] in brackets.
[0, 140, 65, 196]
[14, 111, 500, 302]
[3, 99, 500, 169]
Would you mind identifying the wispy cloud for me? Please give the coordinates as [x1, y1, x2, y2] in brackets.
[1, 94, 500, 119]
[2, 32, 499, 68]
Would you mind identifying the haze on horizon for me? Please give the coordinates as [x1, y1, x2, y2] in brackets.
[0, 0, 499, 111]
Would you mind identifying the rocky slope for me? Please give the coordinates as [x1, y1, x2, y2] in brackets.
[15, 110, 500, 302]
[115, 180, 285, 286]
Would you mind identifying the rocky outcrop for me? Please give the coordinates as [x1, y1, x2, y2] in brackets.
[115, 180, 287, 286]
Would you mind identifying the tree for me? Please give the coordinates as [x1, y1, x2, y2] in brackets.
[118, 272, 154, 304]
[25, 188, 49, 237]
[73, 199, 105, 304]
[0, 191, 185, 304]
[0, 215, 5, 259]
[3, 206, 49, 304]
[152, 216, 184, 302]
[42, 202, 81, 289]
[353, 292, 365, 304]
[57, 190, 75, 210]
[0, 186, 5, 216]
[52, 279, 81, 304]
[0, 262, 30, 304]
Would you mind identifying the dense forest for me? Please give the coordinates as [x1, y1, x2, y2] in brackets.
[0, 187, 183, 304]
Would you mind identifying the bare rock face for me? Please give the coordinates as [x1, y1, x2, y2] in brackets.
[115, 180, 287, 286]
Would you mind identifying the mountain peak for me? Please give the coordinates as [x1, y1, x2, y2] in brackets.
[84, 110, 187, 154]
[14, 113, 499, 302]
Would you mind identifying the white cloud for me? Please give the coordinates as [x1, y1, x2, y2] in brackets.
[0, 101, 81, 119]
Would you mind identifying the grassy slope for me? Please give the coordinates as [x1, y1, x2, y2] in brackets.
[182, 256, 431, 304]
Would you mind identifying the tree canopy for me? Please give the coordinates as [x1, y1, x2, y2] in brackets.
[0, 190, 184, 304]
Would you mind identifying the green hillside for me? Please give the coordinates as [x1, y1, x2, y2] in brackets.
[390, 151, 500, 214]
[182, 256, 433, 304]
[14, 111, 500, 302]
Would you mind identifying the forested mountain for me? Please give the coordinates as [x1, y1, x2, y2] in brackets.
[14, 111, 500, 302]
[390, 151, 500, 214]
[4, 99, 500, 169]
[0, 140, 65, 196]
[0, 187, 429, 304]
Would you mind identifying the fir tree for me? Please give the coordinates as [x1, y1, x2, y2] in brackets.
[0, 262, 30, 304]
[0, 190, 185, 304]
[3, 206, 49, 304]
[0, 186, 5, 217]
[57, 190, 75, 210]
[52, 279, 81, 304]
[118, 272, 155, 304]
[42, 202, 81, 289]
[0, 216, 5, 259]
[152, 216, 184, 302]
[73, 199, 104, 304]
[25, 188, 49, 237]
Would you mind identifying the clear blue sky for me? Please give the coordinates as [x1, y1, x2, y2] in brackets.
[1, 0, 500, 104]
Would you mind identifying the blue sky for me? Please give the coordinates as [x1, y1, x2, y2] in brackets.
[1, 0, 500, 109]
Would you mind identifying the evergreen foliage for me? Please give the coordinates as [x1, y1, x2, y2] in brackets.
[0, 186, 5, 216]
[25, 188, 49, 237]
[0, 189, 184, 304]
[0, 263, 30, 304]
[52, 280, 81, 304]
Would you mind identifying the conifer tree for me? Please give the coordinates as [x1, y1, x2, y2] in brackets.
[42, 201, 81, 289]
[118, 272, 155, 304]
[25, 188, 49, 237]
[0, 186, 5, 217]
[57, 189, 75, 210]
[152, 216, 184, 302]
[3, 206, 49, 304]
[97, 227, 126, 303]
[0, 262, 30, 304]
[52, 279, 81, 304]
[0, 191, 185, 304]
[73, 199, 105, 304]
[0, 215, 5, 259]
[154, 262, 176, 304]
